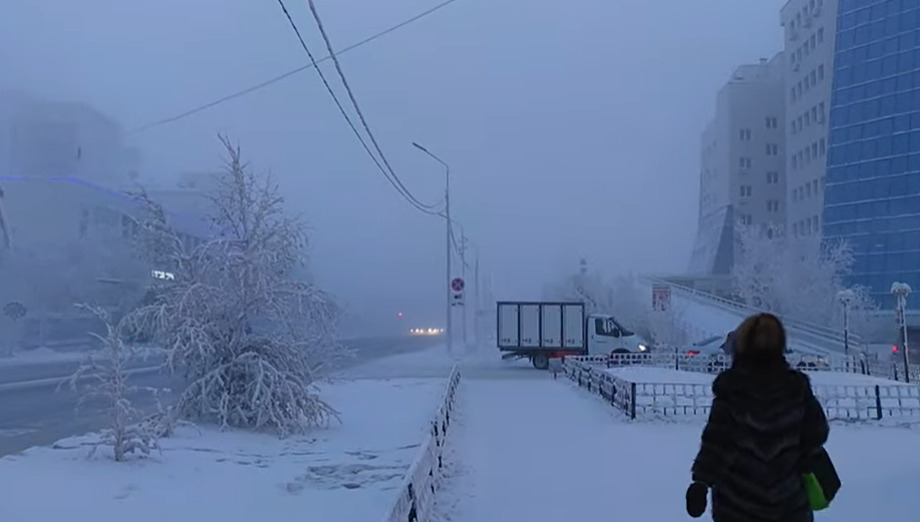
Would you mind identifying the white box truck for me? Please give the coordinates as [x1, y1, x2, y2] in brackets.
[496, 301, 651, 369]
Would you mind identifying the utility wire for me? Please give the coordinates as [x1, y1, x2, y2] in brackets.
[275, 0, 442, 215]
[305, 0, 441, 211]
[129, 0, 461, 134]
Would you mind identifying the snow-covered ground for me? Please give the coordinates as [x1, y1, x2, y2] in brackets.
[605, 366, 715, 384]
[435, 374, 920, 522]
[604, 365, 913, 386]
[0, 360, 451, 521]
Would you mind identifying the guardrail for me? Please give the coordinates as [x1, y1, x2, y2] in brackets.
[641, 276, 859, 354]
[380, 366, 461, 522]
[563, 354, 920, 421]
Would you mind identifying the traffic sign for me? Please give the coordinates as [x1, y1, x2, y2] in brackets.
[451, 277, 465, 292]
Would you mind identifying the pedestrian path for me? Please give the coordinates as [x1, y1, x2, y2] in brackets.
[433, 374, 690, 521]
[433, 371, 920, 522]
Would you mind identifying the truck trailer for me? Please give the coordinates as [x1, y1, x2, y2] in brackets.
[496, 300, 651, 369]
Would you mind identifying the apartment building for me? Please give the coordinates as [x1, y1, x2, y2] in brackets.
[780, 0, 838, 237]
[0, 91, 140, 187]
[689, 54, 787, 275]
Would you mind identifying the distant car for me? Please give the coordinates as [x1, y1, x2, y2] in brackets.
[683, 335, 730, 373]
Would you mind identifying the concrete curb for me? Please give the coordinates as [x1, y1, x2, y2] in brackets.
[0, 365, 163, 393]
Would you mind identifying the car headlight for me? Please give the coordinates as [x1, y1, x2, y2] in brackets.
[638, 344, 648, 352]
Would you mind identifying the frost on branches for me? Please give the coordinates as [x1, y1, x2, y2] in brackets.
[127, 137, 344, 436]
[67, 305, 157, 461]
[544, 260, 690, 347]
[731, 224, 877, 333]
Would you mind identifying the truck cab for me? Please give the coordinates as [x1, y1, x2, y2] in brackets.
[496, 301, 651, 370]
[587, 314, 650, 355]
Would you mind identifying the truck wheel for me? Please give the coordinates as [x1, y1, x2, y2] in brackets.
[532, 354, 550, 370]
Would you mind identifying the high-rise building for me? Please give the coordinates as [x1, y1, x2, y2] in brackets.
[823, 0, 920, 307]
[0, 92, 140, 187]
[780, 0, 838, 237]
[690, 54, 787, 275]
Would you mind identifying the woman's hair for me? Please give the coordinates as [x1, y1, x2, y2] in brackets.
[733, 312, 787, 363]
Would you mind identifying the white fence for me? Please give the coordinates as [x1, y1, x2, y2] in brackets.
[563, 354, 920, 421]
[380, 366, 461, 522]
[572, 351, 920, 384]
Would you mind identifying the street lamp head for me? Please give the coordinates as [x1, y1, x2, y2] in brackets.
[837, 289, 855, 303]
[412, 142, 428, 153]
[891, 281, 912, 296]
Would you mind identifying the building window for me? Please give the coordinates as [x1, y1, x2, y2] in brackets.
[766, 171, 779, 184]
[790, 87, 797, 102]
[812, 142, 818, 158]
[817, 27, 824, 44]
[740, 214, 753, 226]
[818, 102, 825, 122]
[810, 215, 819, 233]
[766, 143, 780, 156]
[766, 117, 779, 129]
[767, 199, 780, 212]
[812, 179, 819, 194]
[819, 138, 826, 155]
[792, 155, 798, 169]
[818, 64, 825, 80]
[740, 128, 752, 141]
[740, 185, 753, 198]
[739, 157, 752, 169]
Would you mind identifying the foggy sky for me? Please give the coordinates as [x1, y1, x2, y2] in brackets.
[1, 0, 785, 333]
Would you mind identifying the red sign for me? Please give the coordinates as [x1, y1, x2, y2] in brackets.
[652, 284, 671, 311]
[451, 277, 465, 292]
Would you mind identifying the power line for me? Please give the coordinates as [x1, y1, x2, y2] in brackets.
[305, 0, 441, 212]
[275, 0, 442, 215]
[129, 0, 461, 134]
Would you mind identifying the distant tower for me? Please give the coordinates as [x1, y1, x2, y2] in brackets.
[579, 257, 588, 276]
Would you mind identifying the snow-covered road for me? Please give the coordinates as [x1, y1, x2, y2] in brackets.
[436, 374, 920, 522]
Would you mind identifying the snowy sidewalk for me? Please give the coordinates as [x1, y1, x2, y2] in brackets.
[437, 373, 920, 522]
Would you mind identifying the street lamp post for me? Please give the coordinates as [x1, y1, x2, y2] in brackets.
[837, 289, 854, 356]
[412, 142, 452, 357]
[890, 282, 912, 383]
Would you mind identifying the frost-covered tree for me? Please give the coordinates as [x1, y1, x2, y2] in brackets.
[731, 224, 877, 334]
[126, 136, 344, 436]
[67, 305, 157, 461]
[545, 260, 690, 346]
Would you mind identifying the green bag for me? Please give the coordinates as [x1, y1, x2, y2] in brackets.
[801, 448, 841, 511]
[802, 472, 830, 510]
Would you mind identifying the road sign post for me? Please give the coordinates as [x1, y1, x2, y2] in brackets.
[451, 277, 465, 306]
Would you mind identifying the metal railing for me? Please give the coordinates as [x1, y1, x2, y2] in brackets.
[380, 366, 461, 522]
[563, 354, 920, 420]
[641, 276, 861, 354]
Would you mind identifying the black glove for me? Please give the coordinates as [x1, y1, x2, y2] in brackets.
[686, 481, 708, 518]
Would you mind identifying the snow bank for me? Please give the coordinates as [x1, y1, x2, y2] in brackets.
[0, 345, 165, 367]
[0, 347, 92, 366]
[341, 342, 455, 380]
[435, 377, 920, 522]
[605, 366, 715, 384]
[0, 378, 445, 522]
